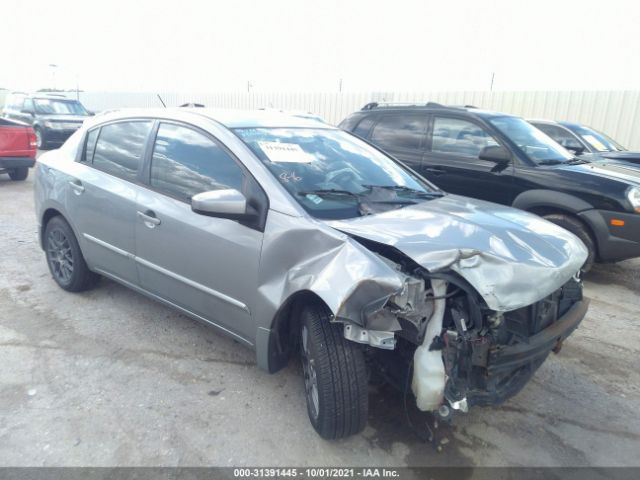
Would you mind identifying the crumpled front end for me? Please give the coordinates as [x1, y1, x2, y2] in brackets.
[256, 197, 589, 417]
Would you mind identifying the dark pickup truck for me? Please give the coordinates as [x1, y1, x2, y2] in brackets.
[0, 118, 37, 181]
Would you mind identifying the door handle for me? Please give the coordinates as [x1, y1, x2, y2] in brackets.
[137, 210, 161, 228]
[68, 180, 85, 194]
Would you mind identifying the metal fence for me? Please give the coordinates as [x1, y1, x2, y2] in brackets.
[3, 89, 640, 149]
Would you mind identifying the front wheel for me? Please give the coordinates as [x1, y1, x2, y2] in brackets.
[544, 213, 596, 272]
[300, 304, 368, 439]
[8, 167, 28, 181]
[44, 216, 99, 292]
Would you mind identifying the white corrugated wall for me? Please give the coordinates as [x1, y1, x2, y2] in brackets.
[73, 90, 640, 150]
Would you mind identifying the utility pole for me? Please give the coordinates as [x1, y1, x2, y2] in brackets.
[48, 64, 58, 90]
[247, 81, 253, 93]
[338, 78, 343, 93]
[489, 72, 495, 92]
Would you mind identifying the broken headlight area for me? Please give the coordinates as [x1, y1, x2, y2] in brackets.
[345, 254, 587, 418]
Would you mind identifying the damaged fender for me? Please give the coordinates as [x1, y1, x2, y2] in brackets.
[254, 210, 408, 371]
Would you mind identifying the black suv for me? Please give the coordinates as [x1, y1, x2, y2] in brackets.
[340, 103, 640, 270]
[2, 93, 91, 149]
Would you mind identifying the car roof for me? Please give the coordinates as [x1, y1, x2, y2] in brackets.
[91, 108, 334, 129]
[355, 103, 513, 119]
[528, 118, 586, 130]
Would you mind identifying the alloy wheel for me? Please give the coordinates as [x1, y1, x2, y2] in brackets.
[301, 325, 320, 420]
[46, 228, 74, 284]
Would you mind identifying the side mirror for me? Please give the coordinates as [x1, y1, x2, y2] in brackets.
[191, 188, 250, 220]
[564, 145, 585, 155]
[479, 145, 511, 163]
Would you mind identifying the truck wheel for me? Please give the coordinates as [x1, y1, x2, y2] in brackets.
[544, 213, 595, 272]
[9, 167, 28, 181]
[299, 303, 368, 439]
[44, 216, 99, 292]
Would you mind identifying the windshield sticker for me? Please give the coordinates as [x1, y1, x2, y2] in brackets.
[582, 134, 608, 152]
[258, 141, 314, 163]
[305, 194, 323, 205]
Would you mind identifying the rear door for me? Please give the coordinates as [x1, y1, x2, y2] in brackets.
[66, 120, 153, 284]
[367, 113, 428, 171]
[422, 115, 514, 204]
[134, 121, 264, 342]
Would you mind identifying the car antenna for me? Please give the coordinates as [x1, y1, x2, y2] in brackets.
[157, 94, 167, 108]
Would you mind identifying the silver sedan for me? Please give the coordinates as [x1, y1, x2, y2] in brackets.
[34, 108, 588, 439]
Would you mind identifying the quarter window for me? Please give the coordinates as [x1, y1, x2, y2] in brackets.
[370, 115, 428, 150]
[83, 129, 99, 163]
[432, 117, 499, 157]
[92, 121, 152, 180]
[150, 123, 244, 201]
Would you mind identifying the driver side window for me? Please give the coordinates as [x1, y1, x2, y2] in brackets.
[432, 117, 499, 157]
[150, 123, 245, 202]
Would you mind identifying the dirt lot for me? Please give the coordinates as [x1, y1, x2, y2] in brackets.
[1, 172, 639, 467]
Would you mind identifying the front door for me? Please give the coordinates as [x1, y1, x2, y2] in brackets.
[134, 122, 263, 342]
[422, 115, 515, 205]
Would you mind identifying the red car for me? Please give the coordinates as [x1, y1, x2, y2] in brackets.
[0, 118, 37, 181]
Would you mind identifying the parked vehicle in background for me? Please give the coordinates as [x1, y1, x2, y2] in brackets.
[35, 108, 588, 439]
[2, 92, 92, 150]
[340, 103, 640, 270]
[530, 119, 640, 166]
[0, 118, 37, 181]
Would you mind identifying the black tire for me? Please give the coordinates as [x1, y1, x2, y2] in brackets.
[44, 216, 99, 292]
[299, 303, 368, 439]
[8, 167, 28, 181]
[544, 213, 596, 272]
[35, 127, 48, 150]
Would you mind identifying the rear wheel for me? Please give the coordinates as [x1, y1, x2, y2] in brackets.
[544, 213, 596, 272]
[44, 216, 99, 292]
[299, 303, 368, 439]
[8, 167, 28, 181]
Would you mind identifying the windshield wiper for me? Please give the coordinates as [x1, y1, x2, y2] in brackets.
[297, 189, 361, 200]
[537, 159, 565, 166]
[361, 184, 444, 197]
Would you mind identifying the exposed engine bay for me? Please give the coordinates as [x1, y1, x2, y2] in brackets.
[338, 240, 587, 416]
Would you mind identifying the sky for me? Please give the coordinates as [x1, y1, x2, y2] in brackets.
[2, 0, 640, 93]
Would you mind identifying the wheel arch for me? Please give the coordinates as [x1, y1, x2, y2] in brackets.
[258, 290, 330, 373]
[513, 189, 600, 258]
[39, 207, 82, 253]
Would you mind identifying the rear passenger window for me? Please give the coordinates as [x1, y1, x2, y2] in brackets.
[431, 117, 499, 157]
[92, 121, 152, 180]
[83, 129, 99, 163]
[150, 123, 244, 201]
[370, 115, 428, 150]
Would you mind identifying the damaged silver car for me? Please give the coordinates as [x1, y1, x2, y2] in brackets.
[34, 109, 589, 439]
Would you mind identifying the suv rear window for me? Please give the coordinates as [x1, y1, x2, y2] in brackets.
[370, 115, 428, 150]
[92, 121, 152, 181]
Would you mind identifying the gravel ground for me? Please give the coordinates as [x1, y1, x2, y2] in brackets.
[0, 172, 639, 467]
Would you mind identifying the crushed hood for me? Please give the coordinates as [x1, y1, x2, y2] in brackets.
[327, 194, 588, 312]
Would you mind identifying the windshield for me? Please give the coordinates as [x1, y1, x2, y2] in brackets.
[569, 125, 626, 152]
[234, 127, 441, 219]
[34, 99, 88, 116]
[489, 116, 573, 164]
